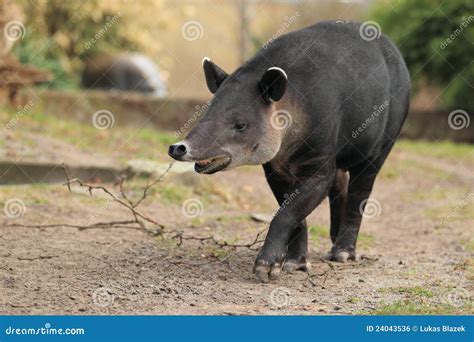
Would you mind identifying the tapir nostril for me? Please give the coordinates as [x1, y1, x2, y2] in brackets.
[168, 145, 175, 156]
[176, 144, 186, 155]
[168, 143, 187, 159]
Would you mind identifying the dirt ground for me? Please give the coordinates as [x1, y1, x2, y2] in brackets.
[0, 140, 473, 315]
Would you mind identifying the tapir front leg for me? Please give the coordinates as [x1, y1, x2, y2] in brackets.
[263, 165, 311, 274]
[254, 166, 335, 282]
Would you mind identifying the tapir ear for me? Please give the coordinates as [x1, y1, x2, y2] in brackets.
[259, 67, 288, 103]
[202, 57, 228, 94]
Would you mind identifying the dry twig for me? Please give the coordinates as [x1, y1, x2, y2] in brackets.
[172, 230, 265, 250]
[5, 162, 265, 252]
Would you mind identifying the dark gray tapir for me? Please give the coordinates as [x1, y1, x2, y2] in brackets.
[169, 21, 410, 282]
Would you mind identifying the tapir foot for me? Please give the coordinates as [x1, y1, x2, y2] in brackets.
[282, 258, 311, 273]
[324, 247, 360, 263]
[253, 252, 286, 282]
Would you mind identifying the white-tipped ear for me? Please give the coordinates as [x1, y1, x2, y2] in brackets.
[259, 67, 288, 103]
[202, 57, 211, 66]
[267, 67, 288, 80]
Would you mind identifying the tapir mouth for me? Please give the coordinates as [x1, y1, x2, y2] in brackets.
[194, 155, 231, 174]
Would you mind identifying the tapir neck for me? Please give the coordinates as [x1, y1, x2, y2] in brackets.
[269, 98, 310, 169]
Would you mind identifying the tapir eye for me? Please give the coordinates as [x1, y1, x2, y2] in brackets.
[233, 123, 248, 132]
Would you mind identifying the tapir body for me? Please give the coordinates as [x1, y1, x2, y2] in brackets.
[169, 21, 410, 282]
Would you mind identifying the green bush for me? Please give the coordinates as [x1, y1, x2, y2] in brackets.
[13, 0, 151, 90]
[370, 0, 474, 112]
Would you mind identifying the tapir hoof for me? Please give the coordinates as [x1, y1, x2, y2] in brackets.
[282, 259, 311, 273]
[324, 248, 360, 263]
[254, 261, 282, 282]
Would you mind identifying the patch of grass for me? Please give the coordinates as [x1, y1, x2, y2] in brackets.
[369, 299, 471, 315]
[2, 106, 176, 163]
[398, 286, 433, 298]
[217, 215, 249, 224]
[396, 140, 474, 161]
[462, 239, 474, 252]
[206, 246, 231, 261]
[308, 225, 374, 248]
[358, 232, 375, 248]
[309, 225, 329, 242]
[400, 187, 451, 202]
[347, 297, 361, 303]
[190, 217, 205, 227]
[377, 286, 433, 298]
[156, 184, 191, 204]
[424, 201, 474, 222]
[381, 155, 455, 181]
[0, 184, 52, 203]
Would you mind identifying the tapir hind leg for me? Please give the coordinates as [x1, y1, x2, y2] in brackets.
[327, 146, 392, 262]
[328, 169, 349, 243]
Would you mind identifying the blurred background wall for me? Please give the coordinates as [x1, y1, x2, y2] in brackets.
[1, 0, 473, 141]
[12, 0, 370, 99]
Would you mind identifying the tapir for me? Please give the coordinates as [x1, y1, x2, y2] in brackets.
[169, 21, 410, 282]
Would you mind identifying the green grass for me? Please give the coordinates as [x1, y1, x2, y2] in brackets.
[378, 286, 433, 298]
[462, 239, 474, 252]
[156, 184, 191, 204]
[424, 202, 474, 222]
[369, 300, 471, 315]
[309, 225, 329, 242]
[369, 285, 474, 314]
[379, 139, 473, 181]
[400, 187, 451, 201]
[1, 106, 176, 163]
[357, 232, 375, 248]
[309, 225, 375, 248]
[396, 140, 474, 161]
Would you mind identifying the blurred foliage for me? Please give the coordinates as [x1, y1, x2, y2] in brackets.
[371, 0, 474, 111]
[13, 0, 170, 89]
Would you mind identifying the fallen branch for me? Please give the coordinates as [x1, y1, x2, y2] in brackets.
[5, 163, 266, 252]
[62, 163, 165, 231]
[172, 230, 265, 251]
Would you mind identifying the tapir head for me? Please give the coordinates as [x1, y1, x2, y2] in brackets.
[168, 58, 288, 174]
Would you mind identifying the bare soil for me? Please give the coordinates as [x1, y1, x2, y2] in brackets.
[0, 146, 472, 315]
